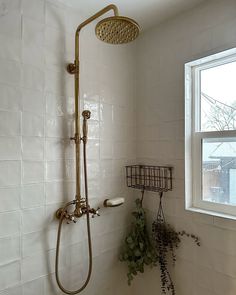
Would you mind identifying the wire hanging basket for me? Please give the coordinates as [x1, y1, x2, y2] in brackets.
[125, 165, 173, 193]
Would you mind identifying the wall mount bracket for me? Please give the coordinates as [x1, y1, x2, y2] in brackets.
[67, 63, 78, 74]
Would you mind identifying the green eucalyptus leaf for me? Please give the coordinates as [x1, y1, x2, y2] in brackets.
[126, 236, 133, 244]
[120, 198, 157, 285]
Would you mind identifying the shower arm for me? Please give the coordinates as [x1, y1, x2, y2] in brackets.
[67, 4, 119, 216]
[67, 4, 118, 74]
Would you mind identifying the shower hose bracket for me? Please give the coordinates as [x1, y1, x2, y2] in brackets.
[70, 133, 81, 144]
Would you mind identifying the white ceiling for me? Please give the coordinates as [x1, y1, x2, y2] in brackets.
[58, 0, 206, 30]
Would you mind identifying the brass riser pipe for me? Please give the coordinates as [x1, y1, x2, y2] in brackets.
[55, 5, 120, 295]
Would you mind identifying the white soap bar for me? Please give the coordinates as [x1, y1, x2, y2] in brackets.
[105, 197, 125, 207]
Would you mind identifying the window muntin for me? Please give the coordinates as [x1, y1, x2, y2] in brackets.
[185, 48, 236, 219]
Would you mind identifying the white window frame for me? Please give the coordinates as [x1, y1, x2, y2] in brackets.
[185, 47, 236, 220]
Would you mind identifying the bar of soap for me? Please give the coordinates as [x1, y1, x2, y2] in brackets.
[104, 197, 125, 207]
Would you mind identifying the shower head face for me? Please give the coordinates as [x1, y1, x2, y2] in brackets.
[95, 16, 140, 44]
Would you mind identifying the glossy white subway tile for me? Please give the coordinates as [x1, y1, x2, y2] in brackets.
[0, 187, 20, 212]
[87, 160, 100, 181]
[80, 80, 100, 104]
[46, 160, 75, 181]
[65, 218, 86, 245]
[45, 67, 66, 95]
[22, 18, 44, 47]
[22, 207, 45, 234]
[45, 1, 66, 29]
[22, 161, 44, 184]
[22, 278, 44, 295]
[22, 44, 45, 70]
[211, 250, 236, 278]
[22, 248, 67, 282]
[45, 26, 65, 58]
[45, 181, 75, 204]
[100, 159, 112, 178]
[21, 252, 47, 283]
[213, 271, 236, 295]
[100, 102, 112, 123]
[22, 137, 44, 161]
[22, 0, 45, 23]
[0, 161, 21, 187]
[0, 59, 21, 86]
[66, 242, 85, 267]
[0, 286, 22, 295]
[100, 141, 112, 160]
[0, 84, 21, 111]
[0, 0, 21, 12]
[0, 111, 20, 136]
[0, 12, 21, 39]
[0, 236, 20, 265]
[45, 46, 67, 68]
[0, 261, 20, 291]
[22, 113, 44, 137]
[0, 211, 20, 238]
[100, 122, 113, 140]
[46, 115, 73, 138]
[87, 121, 100, 140]
[22, 64, 44, 91]
[46, 92, 74, 116]
[86, 140, 100, 160]
[21, 183, 44, 208]
[22, 228, 62, 258]
[64, 7, 84, 33]
[46, 138, 74, 160]
[0, 137, 21, 160]
[0, 35, 21, 62]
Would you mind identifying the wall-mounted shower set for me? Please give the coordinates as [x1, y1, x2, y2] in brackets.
[54, 4, 140, 294]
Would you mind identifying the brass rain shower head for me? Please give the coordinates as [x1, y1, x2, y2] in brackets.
[95, 16, 140, 44]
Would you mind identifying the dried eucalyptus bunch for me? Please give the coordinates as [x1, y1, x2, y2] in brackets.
[152, 195, 200, 295]
[119, 198, 157, 285]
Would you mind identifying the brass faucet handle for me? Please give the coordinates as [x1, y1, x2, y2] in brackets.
[68, 215, 77, 223]
[91, 206, 100, 218]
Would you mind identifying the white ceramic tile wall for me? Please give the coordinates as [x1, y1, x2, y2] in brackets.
[134, 0, 236, 294]
[0, 0, 136, 294]
[2, 0, 236, 293]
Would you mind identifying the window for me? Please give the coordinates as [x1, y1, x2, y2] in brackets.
[185, 48, 236, 219]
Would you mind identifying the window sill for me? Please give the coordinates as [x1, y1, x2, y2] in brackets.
[186, 206, 236, 221]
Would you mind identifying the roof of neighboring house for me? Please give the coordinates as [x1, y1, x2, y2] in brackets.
[203, 141, 236, 162]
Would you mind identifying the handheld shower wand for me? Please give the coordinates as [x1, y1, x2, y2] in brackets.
[55, 4, 140, 294]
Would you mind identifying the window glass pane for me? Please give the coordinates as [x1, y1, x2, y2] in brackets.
[202, 138, 236, 205]
[200, 60, 236, 131]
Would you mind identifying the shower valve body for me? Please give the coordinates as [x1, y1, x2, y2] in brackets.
[55, 203, 100, 222]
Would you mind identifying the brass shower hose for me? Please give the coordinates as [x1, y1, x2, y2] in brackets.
[55, 130, 92, 294]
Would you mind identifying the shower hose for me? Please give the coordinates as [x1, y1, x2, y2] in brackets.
[55, 136, 92, 294]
